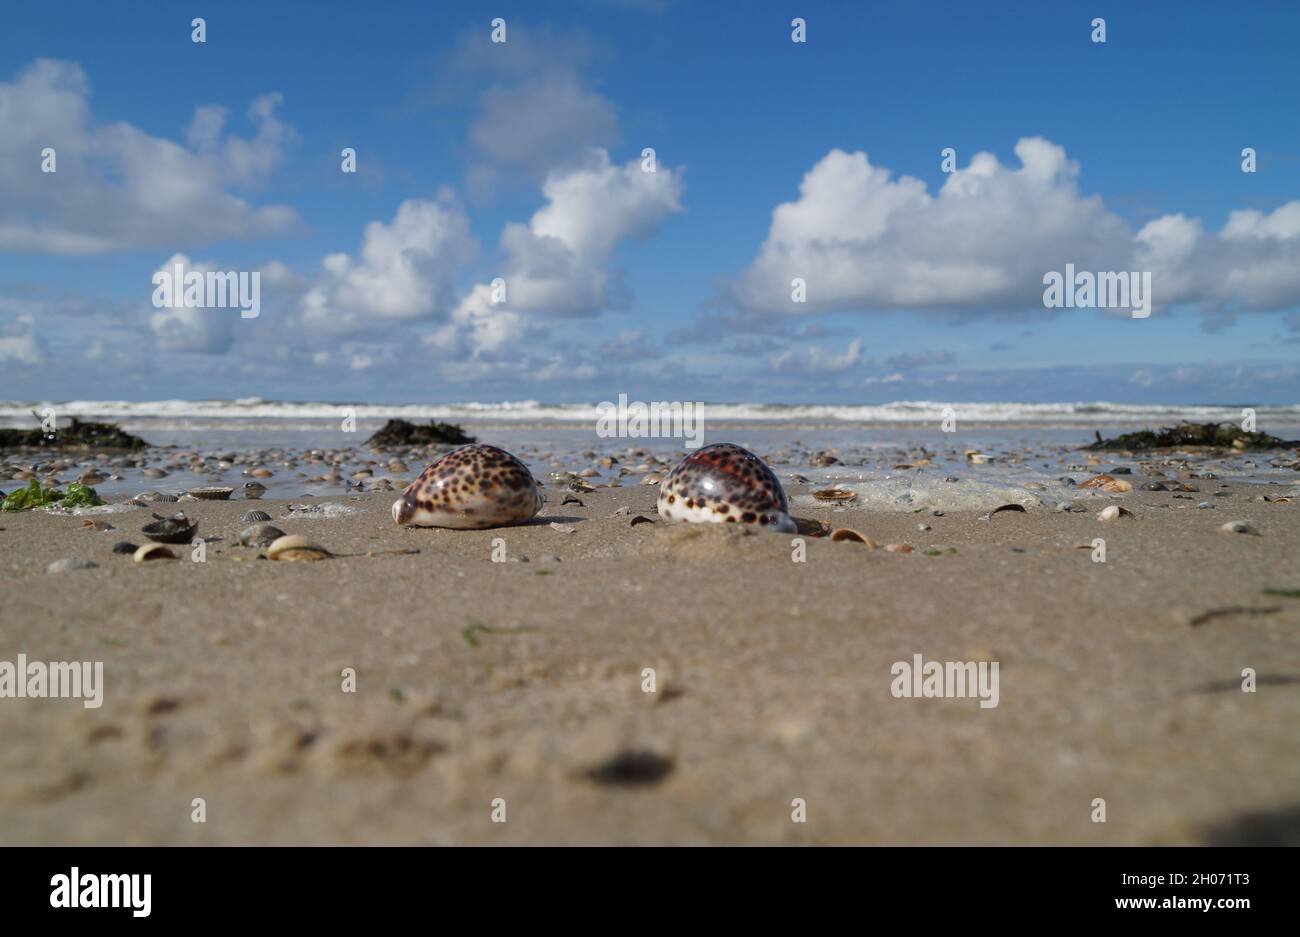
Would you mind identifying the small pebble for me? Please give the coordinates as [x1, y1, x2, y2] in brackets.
[1197, 501, 1215, 510]
[917, 523, 931, 531]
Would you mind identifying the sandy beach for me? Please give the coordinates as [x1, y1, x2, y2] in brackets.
[2, 470, 1297, 845]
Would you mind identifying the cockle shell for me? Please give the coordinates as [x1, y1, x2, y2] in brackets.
[187, 486, 233, 500]
[239, 523, 285, 547]
[391, 444, 543, 529]
[657, 443, 795, 533]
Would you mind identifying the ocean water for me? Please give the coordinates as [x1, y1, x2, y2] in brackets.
[3, 399, 1298, 506]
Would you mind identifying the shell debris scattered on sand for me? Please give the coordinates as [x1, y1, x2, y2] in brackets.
[392, 444, 543, 529]
[657, 443, 796, 533]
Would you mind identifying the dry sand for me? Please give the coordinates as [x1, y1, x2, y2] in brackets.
[1, 482, 1298, 845]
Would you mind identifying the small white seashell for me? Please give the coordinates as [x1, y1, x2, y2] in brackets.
[1220, 520, 1259, 535]
[549, 522, 576, 533]
[266, 534, 330, 561]
[1097, 505, 1135, 521]
[46, 557, 98, 574]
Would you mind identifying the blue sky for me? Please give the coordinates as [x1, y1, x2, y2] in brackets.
[1, 0, 1298, 404]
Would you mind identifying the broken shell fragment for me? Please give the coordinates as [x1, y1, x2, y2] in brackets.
[829, 527, 877, 548]
[134, 543, 178, 562]
[266, 534, 331, 561]
[1220, 520, 1260, 535]
[793, 517, 831, 537]
[991, 503, 1027, 515]
[141, 513, 197, 544]
[884, 543, 914, 553]
[1097, 505, 1135, 521]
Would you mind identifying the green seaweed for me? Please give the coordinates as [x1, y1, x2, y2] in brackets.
[0, 478, 103, 511]
[58, 482, 103, 508]
[1262, 588, 1300, 599]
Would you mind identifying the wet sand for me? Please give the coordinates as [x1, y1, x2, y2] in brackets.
[1, 483, 1298, 845]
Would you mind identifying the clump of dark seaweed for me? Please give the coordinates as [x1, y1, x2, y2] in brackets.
[364, 419, 475, 448]
[1087, 422, 1298, 451]
[0, 414, 148, 450]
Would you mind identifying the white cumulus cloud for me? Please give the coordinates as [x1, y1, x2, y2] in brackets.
[0, 59, 298, 254]
[148, 254, 237, 354]
[431, 149, 683, 357]
[301, 197, 477, 333]
[734, 136, 1300, 324]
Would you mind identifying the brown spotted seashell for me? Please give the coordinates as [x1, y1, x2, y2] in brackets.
[392, 445, 543, 529]
[657, 443, 795, 533]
